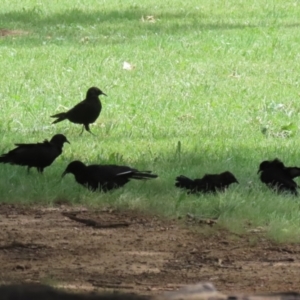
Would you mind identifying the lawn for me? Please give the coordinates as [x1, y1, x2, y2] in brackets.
[1, 0, 300, 242]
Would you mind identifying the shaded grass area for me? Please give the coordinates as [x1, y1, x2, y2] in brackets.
[1, 0, 300, 242]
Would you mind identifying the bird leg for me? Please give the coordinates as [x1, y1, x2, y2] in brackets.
[38, 168, 44, 174]
[79, 125, 85, 136]
[84, 124, 96, 136]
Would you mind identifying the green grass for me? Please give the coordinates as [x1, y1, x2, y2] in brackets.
[1, 0, 300, 242]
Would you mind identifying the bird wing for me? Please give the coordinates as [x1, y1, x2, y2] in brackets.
[81, 165, 131, 191]
[200, 174, 218, 190]
[116, 170, 134, 177]
[14, 140, 50, 148]
[261, 170, 297, 188]
[0, 142, 58, 167]
[89, 165, 133, 180]
[66, 99, 101, 124]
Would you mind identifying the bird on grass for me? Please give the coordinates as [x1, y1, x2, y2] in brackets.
[257, 158, 300, 195]
[51, 86, 107, 135]
[62, 160, 158, 192]
[175, 171, 239, 194]
[0, 134, 70, 174]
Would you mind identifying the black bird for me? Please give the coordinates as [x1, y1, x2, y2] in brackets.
[257, 158, 300, 195]
[0, 134, 70, 173]
[51, 86, 107, 135]
[175, 171, 239, 194]
[62, 160, 158, 192]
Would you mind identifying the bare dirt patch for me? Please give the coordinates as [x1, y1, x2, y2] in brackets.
[0, 204, 300, 295]
[0, 29, 29, 37]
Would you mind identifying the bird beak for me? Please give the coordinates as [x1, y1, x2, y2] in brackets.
[102, 92, 107, 96]
[257, 169, 261, 174]
[66, 139, 70, 144]
[235, 179, 239, 184]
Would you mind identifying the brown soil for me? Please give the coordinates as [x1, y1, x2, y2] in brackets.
[0, 29, 29, 37]
[0, 204, 299, 295]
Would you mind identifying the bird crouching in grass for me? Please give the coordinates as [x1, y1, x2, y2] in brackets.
[257, 158, 300, 195]
[62, 160, 158, 192]
[0, 134, 70, 174]
[175, 171, 239, 194]
[51, 86, 107, 135]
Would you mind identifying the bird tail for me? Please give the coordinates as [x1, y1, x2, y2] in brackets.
[175, 175, 194, 189]
[51, 112, 67, 124]
[131, 171, 158, 180]
[0, 154, 11, 164]
[286, 167, 300, 179]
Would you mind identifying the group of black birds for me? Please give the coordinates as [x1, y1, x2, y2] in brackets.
[175, 158, 300, 196]
[0, 86, 299, 195]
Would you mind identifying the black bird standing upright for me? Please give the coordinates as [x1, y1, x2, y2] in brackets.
[257, 158, 300, 195]
[0, 134, 70, 173]
[175, 171, 239, 194]
[51, 87, 107, 135]
[62, 160, 158, 192]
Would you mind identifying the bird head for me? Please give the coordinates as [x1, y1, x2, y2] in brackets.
[222, 171, 239, 185]
[257, 158, 284, 174]
[50, 134, 70, 145]
[257, 161, 268, 174]
[62, 160, 86, 177]
[87, 86, 107, 97]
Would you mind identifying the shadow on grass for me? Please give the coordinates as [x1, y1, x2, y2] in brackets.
[0, 8, 258, 40]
